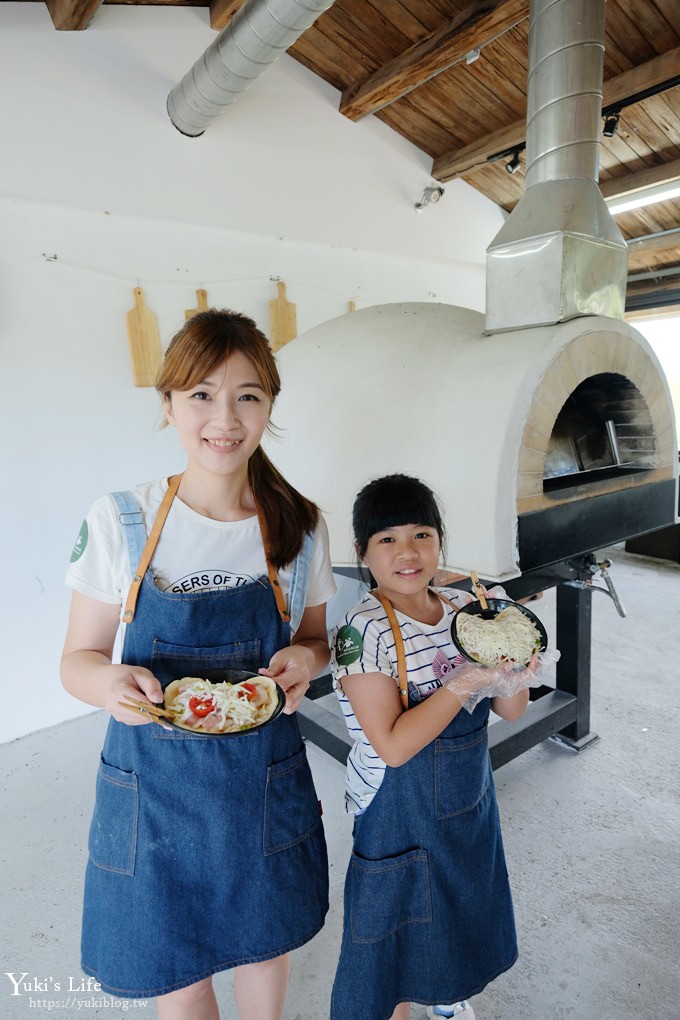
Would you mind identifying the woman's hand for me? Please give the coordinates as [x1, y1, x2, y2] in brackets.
[61, 591, 165, 725]
[259, 603, 330, 714]
[103, 665, 165, 725]
[259, 645, 313, 714]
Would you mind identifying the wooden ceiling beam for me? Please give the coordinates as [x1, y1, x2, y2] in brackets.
[626, 272, 680, 304]
[627, 227, 680, 259]
[45, 0, 104, 31]
[210, 0, 243, 33]
[339, 0, 528, 122]
[601, 156, 680, 201]
[433, 45, 680, 182]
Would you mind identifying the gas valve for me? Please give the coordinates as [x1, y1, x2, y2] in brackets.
[566, 555, 627, 618]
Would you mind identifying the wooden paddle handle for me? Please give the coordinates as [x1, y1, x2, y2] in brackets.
[469, 570, 488, 610]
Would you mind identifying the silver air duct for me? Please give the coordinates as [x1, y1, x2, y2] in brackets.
[485, 0, 628, 332]
[167, 0, 337, 137]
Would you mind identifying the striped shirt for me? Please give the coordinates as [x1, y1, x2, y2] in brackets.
[331, 586, 476, 814]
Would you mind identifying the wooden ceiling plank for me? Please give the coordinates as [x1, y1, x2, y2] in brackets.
[433, 45, 680, 181]
[210, 0, 242, 33]
[321, 2, 417, 64]
[45, 0, 103, 31]
[291, 28, 368, 88]
[339, 0, 529, 121]
[402, 63, 521, 140]
[652, 0, 680, 36]
[611, 0, 680, 55]
[602, 4, 658, 69]
[621, 97, 680, 154]
[384, 0, 445, 36]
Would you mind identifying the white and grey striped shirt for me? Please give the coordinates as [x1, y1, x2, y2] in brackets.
[331, 587, 476, 814]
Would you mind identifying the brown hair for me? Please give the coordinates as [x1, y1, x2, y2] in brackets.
[156, 309, 319, 568]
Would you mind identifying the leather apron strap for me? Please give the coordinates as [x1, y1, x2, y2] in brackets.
[122, 474, 182, 623]
[122, 474, 289, 625]
[373, 588, 461, 711]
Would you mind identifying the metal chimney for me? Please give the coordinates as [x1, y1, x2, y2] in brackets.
[485, 0, 629, 333]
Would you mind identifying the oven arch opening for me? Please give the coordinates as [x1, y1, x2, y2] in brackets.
[543, 372, 655, 492]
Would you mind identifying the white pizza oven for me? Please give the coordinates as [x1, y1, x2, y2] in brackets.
[268, 303, 677, 581]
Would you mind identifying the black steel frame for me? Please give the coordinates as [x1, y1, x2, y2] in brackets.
[298, 557, 601, 771]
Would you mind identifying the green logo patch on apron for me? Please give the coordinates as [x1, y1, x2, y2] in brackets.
[70, 520, 89, 562]
[335, 625, 363, 666]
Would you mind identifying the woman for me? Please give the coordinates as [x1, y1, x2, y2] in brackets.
[61, 309, 335, 1020]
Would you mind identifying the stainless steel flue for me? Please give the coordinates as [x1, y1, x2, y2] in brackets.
[485, 0, 628, 332]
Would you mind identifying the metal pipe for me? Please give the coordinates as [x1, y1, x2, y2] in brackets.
[525, 0, 605, 187]
[485, 0, 628, 331]
[167, 0, 337, 137]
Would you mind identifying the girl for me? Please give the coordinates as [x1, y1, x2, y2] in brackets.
[61, 309, 335, 1020]
[331, 474, 549, 1020]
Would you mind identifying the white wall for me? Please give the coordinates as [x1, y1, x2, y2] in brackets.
[0, 4, 505, 743]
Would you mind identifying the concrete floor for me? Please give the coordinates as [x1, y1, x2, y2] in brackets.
[1, 547, 679, 1020]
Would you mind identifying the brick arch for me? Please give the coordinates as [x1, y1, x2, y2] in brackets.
[517, 329, 676, 515]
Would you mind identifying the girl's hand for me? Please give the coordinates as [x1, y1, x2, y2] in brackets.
[103, 665, 165, 726]
[259, 645, 312, 714]
[445, 648, 561, 713]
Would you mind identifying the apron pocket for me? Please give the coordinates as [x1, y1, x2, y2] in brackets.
[349, 848, 432, 943]
[88, 759, 139, 876]
[264, 747, 321, 855]
[435, 728, 490, 819]
[151, 638, 262, 682]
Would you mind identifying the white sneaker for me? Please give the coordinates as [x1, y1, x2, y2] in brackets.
[426, 1003, 475, 1020]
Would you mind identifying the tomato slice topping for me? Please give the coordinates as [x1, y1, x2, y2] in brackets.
[188, 696, 215, 718]
[239, 682, 258, 702]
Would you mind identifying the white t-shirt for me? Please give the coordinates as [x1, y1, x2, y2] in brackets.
[66, 478, 336, 617]
[331, 586, 478, 814]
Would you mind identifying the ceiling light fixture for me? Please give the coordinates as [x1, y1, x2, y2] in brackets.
[506, 150, 522, 174]
[606, 179, 680, 215]
[602, 111, 620, 137]
[415, 186, 445, 212]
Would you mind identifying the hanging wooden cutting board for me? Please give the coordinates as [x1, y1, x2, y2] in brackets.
[269, 281, 297, 351]
[185, 288, 209, 320]
[125, 288, 162, 388]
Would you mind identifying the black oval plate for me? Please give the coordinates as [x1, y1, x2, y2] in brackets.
[163, 668, 285, 737]
[451, 598, 548, 666]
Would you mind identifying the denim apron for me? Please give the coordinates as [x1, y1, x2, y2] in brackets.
[331, 591, 517, 1020]
[81, 477, 329, 998]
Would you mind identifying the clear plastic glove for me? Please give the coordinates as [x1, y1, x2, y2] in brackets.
[443, 648, 561, 713]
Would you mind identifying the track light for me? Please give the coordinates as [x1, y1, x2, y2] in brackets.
[506, 150, 522, 174]
[415, 186, 445, 212]
[603, 111, 620, 138]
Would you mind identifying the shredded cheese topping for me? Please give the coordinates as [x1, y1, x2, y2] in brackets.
[456, 606, 541, 667]
[165, 677, 276, 733]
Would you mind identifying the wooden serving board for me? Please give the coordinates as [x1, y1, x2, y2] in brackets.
[185, 288, 209, 320]
[269, 281, 297, 351]
[125, 288, 162, 388]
